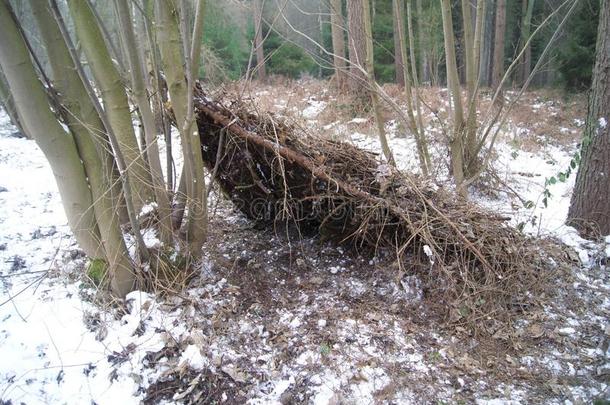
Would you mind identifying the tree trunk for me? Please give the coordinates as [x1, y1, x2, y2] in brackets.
[568, 0, 610, 237]
[362, 0, 394, 165]
[392, 0, 405, 86]
[441, 0, 465, 191]
[0, 69, 27, 138]
[347, 0, 369, 96]
[461, 0, 475, 94]
[114, 0, 173, 245]
[0, 1, 103, 260]
[492, 0, 506, 90]
[30, 0, 136, 296]
[155, 0, 208, 256]
[464, 0, 486, 178]
[68, 0, 154, 212]
[405, 0, 431, 174]
[479, 0, 494, 87]
[415, 0, 429, 84]
[330, 0, 347, 89]
[254, 0, 266, 81]
[518, 0, 535, 86]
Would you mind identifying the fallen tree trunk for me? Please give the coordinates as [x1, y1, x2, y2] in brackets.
[192, 85, 552, 330]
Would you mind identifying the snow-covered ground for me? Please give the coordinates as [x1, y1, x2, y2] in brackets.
[0, 83, 609, 404]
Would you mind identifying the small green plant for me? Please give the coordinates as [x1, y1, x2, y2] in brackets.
[428, 351, 442, 363]
[541, 151, 580, 208]
[86, 258, 107, 286]
[319, 343, 331, 356]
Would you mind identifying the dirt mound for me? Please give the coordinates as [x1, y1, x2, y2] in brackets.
[192, 86, 554, 332]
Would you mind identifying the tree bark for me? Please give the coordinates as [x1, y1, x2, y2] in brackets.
[568, 0, 610, 237]
[155, 0, 207, 256]
[347, 0, 369, 97]
[405, 0, 431, 174]
[492, 0, 506, 90]
[441, 0, 465, 191]
[0, 1, 103, 260]
[415, 0, 429, 84]
[464, 0, 486, 178]
[30, 0, 135, 296]
[362, 0, 394, 165]
[0, 69, 27, 138]
[479, 0, 494, 87]
[518, 0, 535, 86]
[114, 0, 173, 245]
[392, 0, 405, 86]
[330, 0, 347, 89]
[68, 0, 154, 212]
[254, 0, 266, 81]
[461, 0, 475, 94]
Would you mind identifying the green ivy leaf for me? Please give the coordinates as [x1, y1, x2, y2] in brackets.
[548, 176, 557, 185]
[524, 200, 535, 209]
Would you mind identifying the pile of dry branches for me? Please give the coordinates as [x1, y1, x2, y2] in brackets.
[193, 85, 553, 332]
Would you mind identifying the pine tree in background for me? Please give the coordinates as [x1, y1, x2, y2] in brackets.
[557, 0, 600, 90]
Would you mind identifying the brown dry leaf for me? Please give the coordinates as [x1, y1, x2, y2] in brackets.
[222, 364, 248, 383]
[527, 324, 545, 338]
[173, 374, 201, 400]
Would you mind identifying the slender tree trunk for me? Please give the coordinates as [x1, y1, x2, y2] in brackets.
[406, 0, 431, 174]
[330, 0, 347, 90]
[568, 0, 610, 237]
[462, 0, 475, 94]
[362, 0, 394, 165]
[479, 0, 494, 87]
[254, 0, 266, 81]
[492, 0, 506, 91]
[347, 0, 369, 97]
[114, 0, 173, 245]
[0, 1, 103, 260]
[464, 0, 486, 178]
[393, 0, 405, 86]
[395, 0, 419, 137]
[519, 0, 535, 86]
[441, 0, 465, 191]
[30, 0, 136, 295]
[155, 0, 207, 257]
[0, 70, 27, 137]
[415, 0, 429, 84]
[68, 0, 154, 212]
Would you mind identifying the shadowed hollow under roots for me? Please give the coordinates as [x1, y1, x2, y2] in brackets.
[192, 85, 554, 333]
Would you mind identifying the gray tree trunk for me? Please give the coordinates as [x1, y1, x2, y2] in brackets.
[254, 0, 266, 81]
[479, 0, 495, 87]
[114, 0, 173, 245]
[0, 1, 103, 260]
[0, 69, 27, 138]
[393, 0, 405, 86]
[155, 0, 207, 256]
[330, 0, 347, 89]
[29, 0, 136, 296]
[568, 0, 610, 237]
[492, 0, 506, 90]
[362, 0, 394, 165]
[347, 0, 369, 97]
[68, 0, 155, 212]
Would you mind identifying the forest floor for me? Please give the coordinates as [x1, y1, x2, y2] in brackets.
[0, 79, 609, 404]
